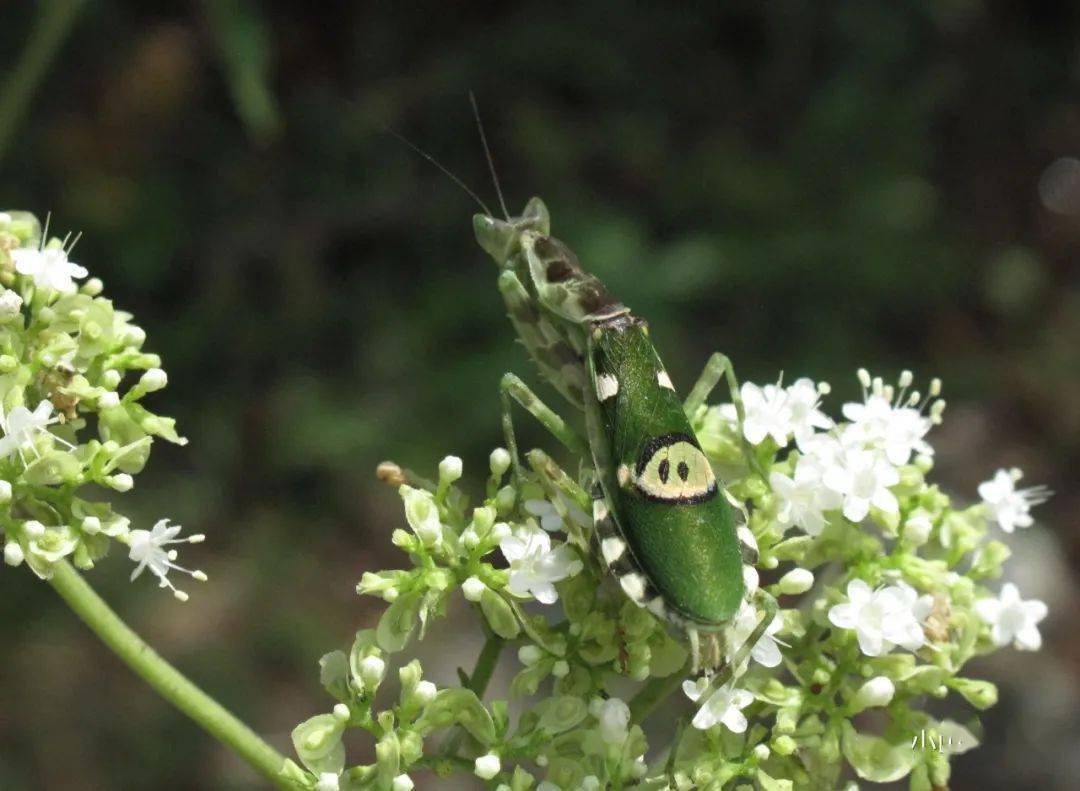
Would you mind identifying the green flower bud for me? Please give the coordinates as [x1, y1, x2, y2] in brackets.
[777, 567, 814, 595]
[474, 753, 501, 780]
[438, 455, 463, 484]
[772, 734, 797, 756]
[139, 368, 168, 392]
[490, 447, 512, 477]
[400, 485, 442, 546]
[850, 676, 895, 713]
[462, 575, 486, 602]
[947, 677, 998, 709]
[4, 539, 24, 566]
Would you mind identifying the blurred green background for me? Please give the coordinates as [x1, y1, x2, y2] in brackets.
[0, 1, 1077, 788]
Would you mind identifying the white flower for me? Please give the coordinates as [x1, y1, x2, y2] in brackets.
[741, 381, 791, 446]
[12, 246, 88, 293]
[977, 468, 1050, 533]
[730, 599, 784, 668]
[821, 448, 900, 523]
[391, 775, 414, 791]
[0, 400, 60, 462]
[769, 456, 842, 536]
[26, 523, 78, 564]
[127, 518, 207, 601]
[595, 697, 630, 744]
[785, 377, 833, 447]
[0, 288, 23, 320]
[841, 369, 942, 465]
[474, 752, 501, 780]
[499, 524, 582, 604]
[314, 772, 340, 791]
[400, 485, 442, 546]
[827, 579, 926, 656]
[975, 582, 1047, 651]
[681, 678, 754, 732]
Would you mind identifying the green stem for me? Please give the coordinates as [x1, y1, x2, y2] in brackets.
[0, 0, 87, 163]
[442, 630, 504, 759]
[47, 560, 290, 788]
[629, 658, 691, 723]
[467, 631, 504, 697]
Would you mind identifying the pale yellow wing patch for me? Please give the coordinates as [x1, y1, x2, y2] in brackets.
[635, 438, 717, 503]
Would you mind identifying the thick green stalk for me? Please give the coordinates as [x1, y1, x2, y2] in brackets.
[467, 632, 504, 697]
[47, 560, 290, 788]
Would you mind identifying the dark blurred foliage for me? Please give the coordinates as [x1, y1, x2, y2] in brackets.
[0, 1, 1077, 789]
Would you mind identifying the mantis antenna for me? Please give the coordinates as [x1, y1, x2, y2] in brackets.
[469, 92, 511, 221]
[384, 127, 494, 218]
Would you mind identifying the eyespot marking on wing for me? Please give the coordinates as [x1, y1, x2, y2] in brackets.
[633, 432, 717, 504]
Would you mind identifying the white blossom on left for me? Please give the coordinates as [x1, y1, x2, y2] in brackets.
[12, 247, 88, 293]
[500, 524, 582, 604]
[975, 582, 1047, 650]
[0, 400, 60, 462]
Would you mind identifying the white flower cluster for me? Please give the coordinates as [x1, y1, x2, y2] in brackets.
[0, 214, 198, 599]
[759, 369, 942, 533]
[681, 367, 1052, 732]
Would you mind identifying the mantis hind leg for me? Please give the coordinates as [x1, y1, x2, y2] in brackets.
[683, 351, 766, 480]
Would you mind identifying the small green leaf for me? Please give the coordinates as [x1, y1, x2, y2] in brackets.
[23, 450, 81, 484]
[840, 722, 917, 783]
[413, 688, 495, 744]
[291, 713, 345, 775]
[480, 588, 521, 639]
[376, 592, 421, 652]
[535, 695, 587, 734]
[319, 650, 351, 703]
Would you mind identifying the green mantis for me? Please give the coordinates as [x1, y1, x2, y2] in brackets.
[473, 197, 777, 683]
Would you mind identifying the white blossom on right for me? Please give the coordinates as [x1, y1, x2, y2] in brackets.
[977, 468, 1051, 533]
[975, 582, 1047, 651]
